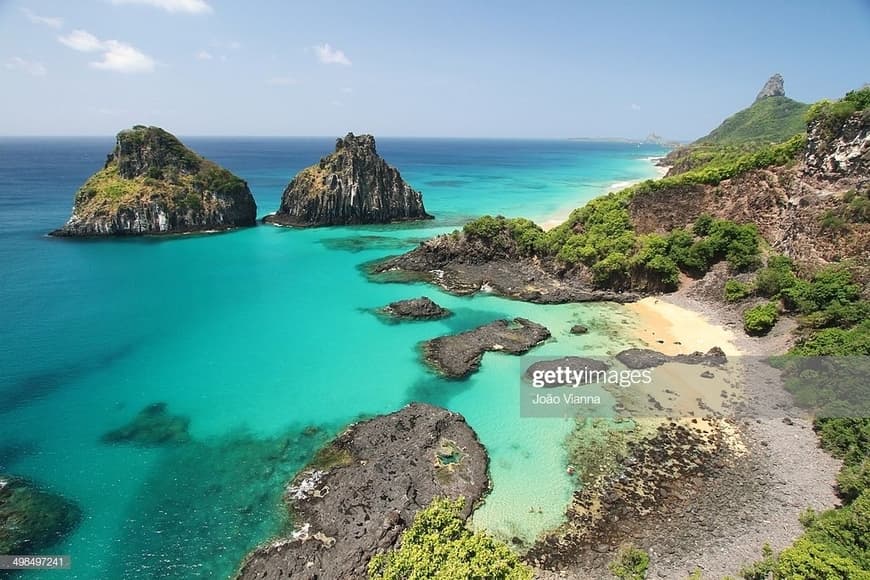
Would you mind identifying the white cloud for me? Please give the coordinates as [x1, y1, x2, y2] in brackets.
[314, 43, 351, 66]
[5, 57, 47, 77]
[109, 0, 212, 14]
[341, 87, 353, 94]
[58, 30, 104, 52]
[630, 103, 641, 111]
[90, 40, 156, 73]
[195, 49, 213, 60]
[58, 30, 155, 73]
[266, 76, 297, 86]
[228, 41, 242, 50]
[21, 8, 63, 29]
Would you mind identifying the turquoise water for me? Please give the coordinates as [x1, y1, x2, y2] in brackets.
[0, 137, 664, 578]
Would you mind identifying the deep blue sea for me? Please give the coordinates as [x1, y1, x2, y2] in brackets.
[0, 137, 665, 578]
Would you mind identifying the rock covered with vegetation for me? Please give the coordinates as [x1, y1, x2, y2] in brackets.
[51, 125, 256, 236]
[0, 475, 82, 554]
[236, 403, 489, 580]
[264, 133, 432, 227]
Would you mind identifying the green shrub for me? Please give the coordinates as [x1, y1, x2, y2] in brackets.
[743, 302, 779, 335]
[837, 459, 870, 503]
[463, 215, 505, 240]
[367, 498, 532, 580]
[754, 255, 797, 297]
[591, 252, 630, 289]
[692, 213, 714, 236]
[820, 210, 849, 233]
[782, 267, 861, 314]
[608, 544, 649, 580]
[724, 279, 753, 302]
[775, 537, 870, 580]
[739, 544, 777, 580]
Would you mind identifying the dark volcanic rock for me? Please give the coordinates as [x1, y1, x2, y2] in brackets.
[570, 324, 589, 334]
[264, 133, 433, 227]
[0, 475, 82, 554]
[423, 318, 551, 378]
[755, 73, 786, 102]
[370, 232, 640, 304]
[616, 347, 727, 369]
[101, 402, 191, 446]
[235, 403, 488, 580]
[379, 296, 451, 321]
[51, 125, 256, 236]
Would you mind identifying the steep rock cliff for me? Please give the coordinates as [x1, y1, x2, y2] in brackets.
[264, 133, 432, 226]
[51, 125, 256, 236]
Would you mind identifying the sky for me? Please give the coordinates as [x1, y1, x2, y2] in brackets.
[1, 0, 869, 139]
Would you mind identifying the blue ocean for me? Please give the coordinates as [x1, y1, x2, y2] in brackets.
[0, 137, 665, 578]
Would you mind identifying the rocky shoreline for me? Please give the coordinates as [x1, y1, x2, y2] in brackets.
[369, 232, 641, 304]
[235, 403, 489, 580]
[532, 269, 842, 579]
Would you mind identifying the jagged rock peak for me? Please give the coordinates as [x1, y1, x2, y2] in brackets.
[264, 132, 433, 227]
[335, 132, 377, 153]
[755, 74, 785, 102]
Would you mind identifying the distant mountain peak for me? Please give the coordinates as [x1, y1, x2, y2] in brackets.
[755, 73, 785, 102]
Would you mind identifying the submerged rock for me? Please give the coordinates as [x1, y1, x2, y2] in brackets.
[0, 475, 82, 554]
[570, 324, 589, 334]
[378, 296, 452, 321]
[264, 133, 433, 227]
[101, 402, 191, 446]
[51, 125, 256, 237]
[236, 403, 488, 580]
[423, 318, 551, 378]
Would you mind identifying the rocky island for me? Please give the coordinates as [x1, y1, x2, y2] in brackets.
[235, 403, 488, 580]
[264, 133, 433, 227]
[51, 125, 256, 237]
[377, 296, 451, 321]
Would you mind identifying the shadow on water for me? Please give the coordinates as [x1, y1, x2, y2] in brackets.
[404, 374, 471, 409]
[0, 343, 138, 415]
[319, 235, 428, 253]
[0, 439, 38, 471]
[103, 421, 342, 580]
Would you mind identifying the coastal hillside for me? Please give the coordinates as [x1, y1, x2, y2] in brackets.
[264, 133, 433, 227]
[664, 74, 810, 175]
[51, 125, 257, 236]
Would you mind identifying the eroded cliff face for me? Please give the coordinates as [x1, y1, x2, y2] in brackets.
[805, 110, 870, 181]
[264, 133, 432, 226]
[630, 111, 870, 269]
[51, 125, 257, 237]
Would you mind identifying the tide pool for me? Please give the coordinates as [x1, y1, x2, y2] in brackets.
[0, 137, 664, 578]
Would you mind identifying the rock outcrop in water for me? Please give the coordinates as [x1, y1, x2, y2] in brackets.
[51, 125, 256, 236]
[0, 475, 82, 554]
[235, 403, 488, 580]
[423, 318, 551, 378]
[378, 296, 451, 321]
[369, 225, 640, 304]
[264, 133, 433, 227]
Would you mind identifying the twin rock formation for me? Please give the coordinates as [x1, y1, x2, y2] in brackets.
[53, 129, 430, 236]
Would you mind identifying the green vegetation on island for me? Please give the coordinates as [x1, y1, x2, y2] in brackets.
[368, 498, 533, 580]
